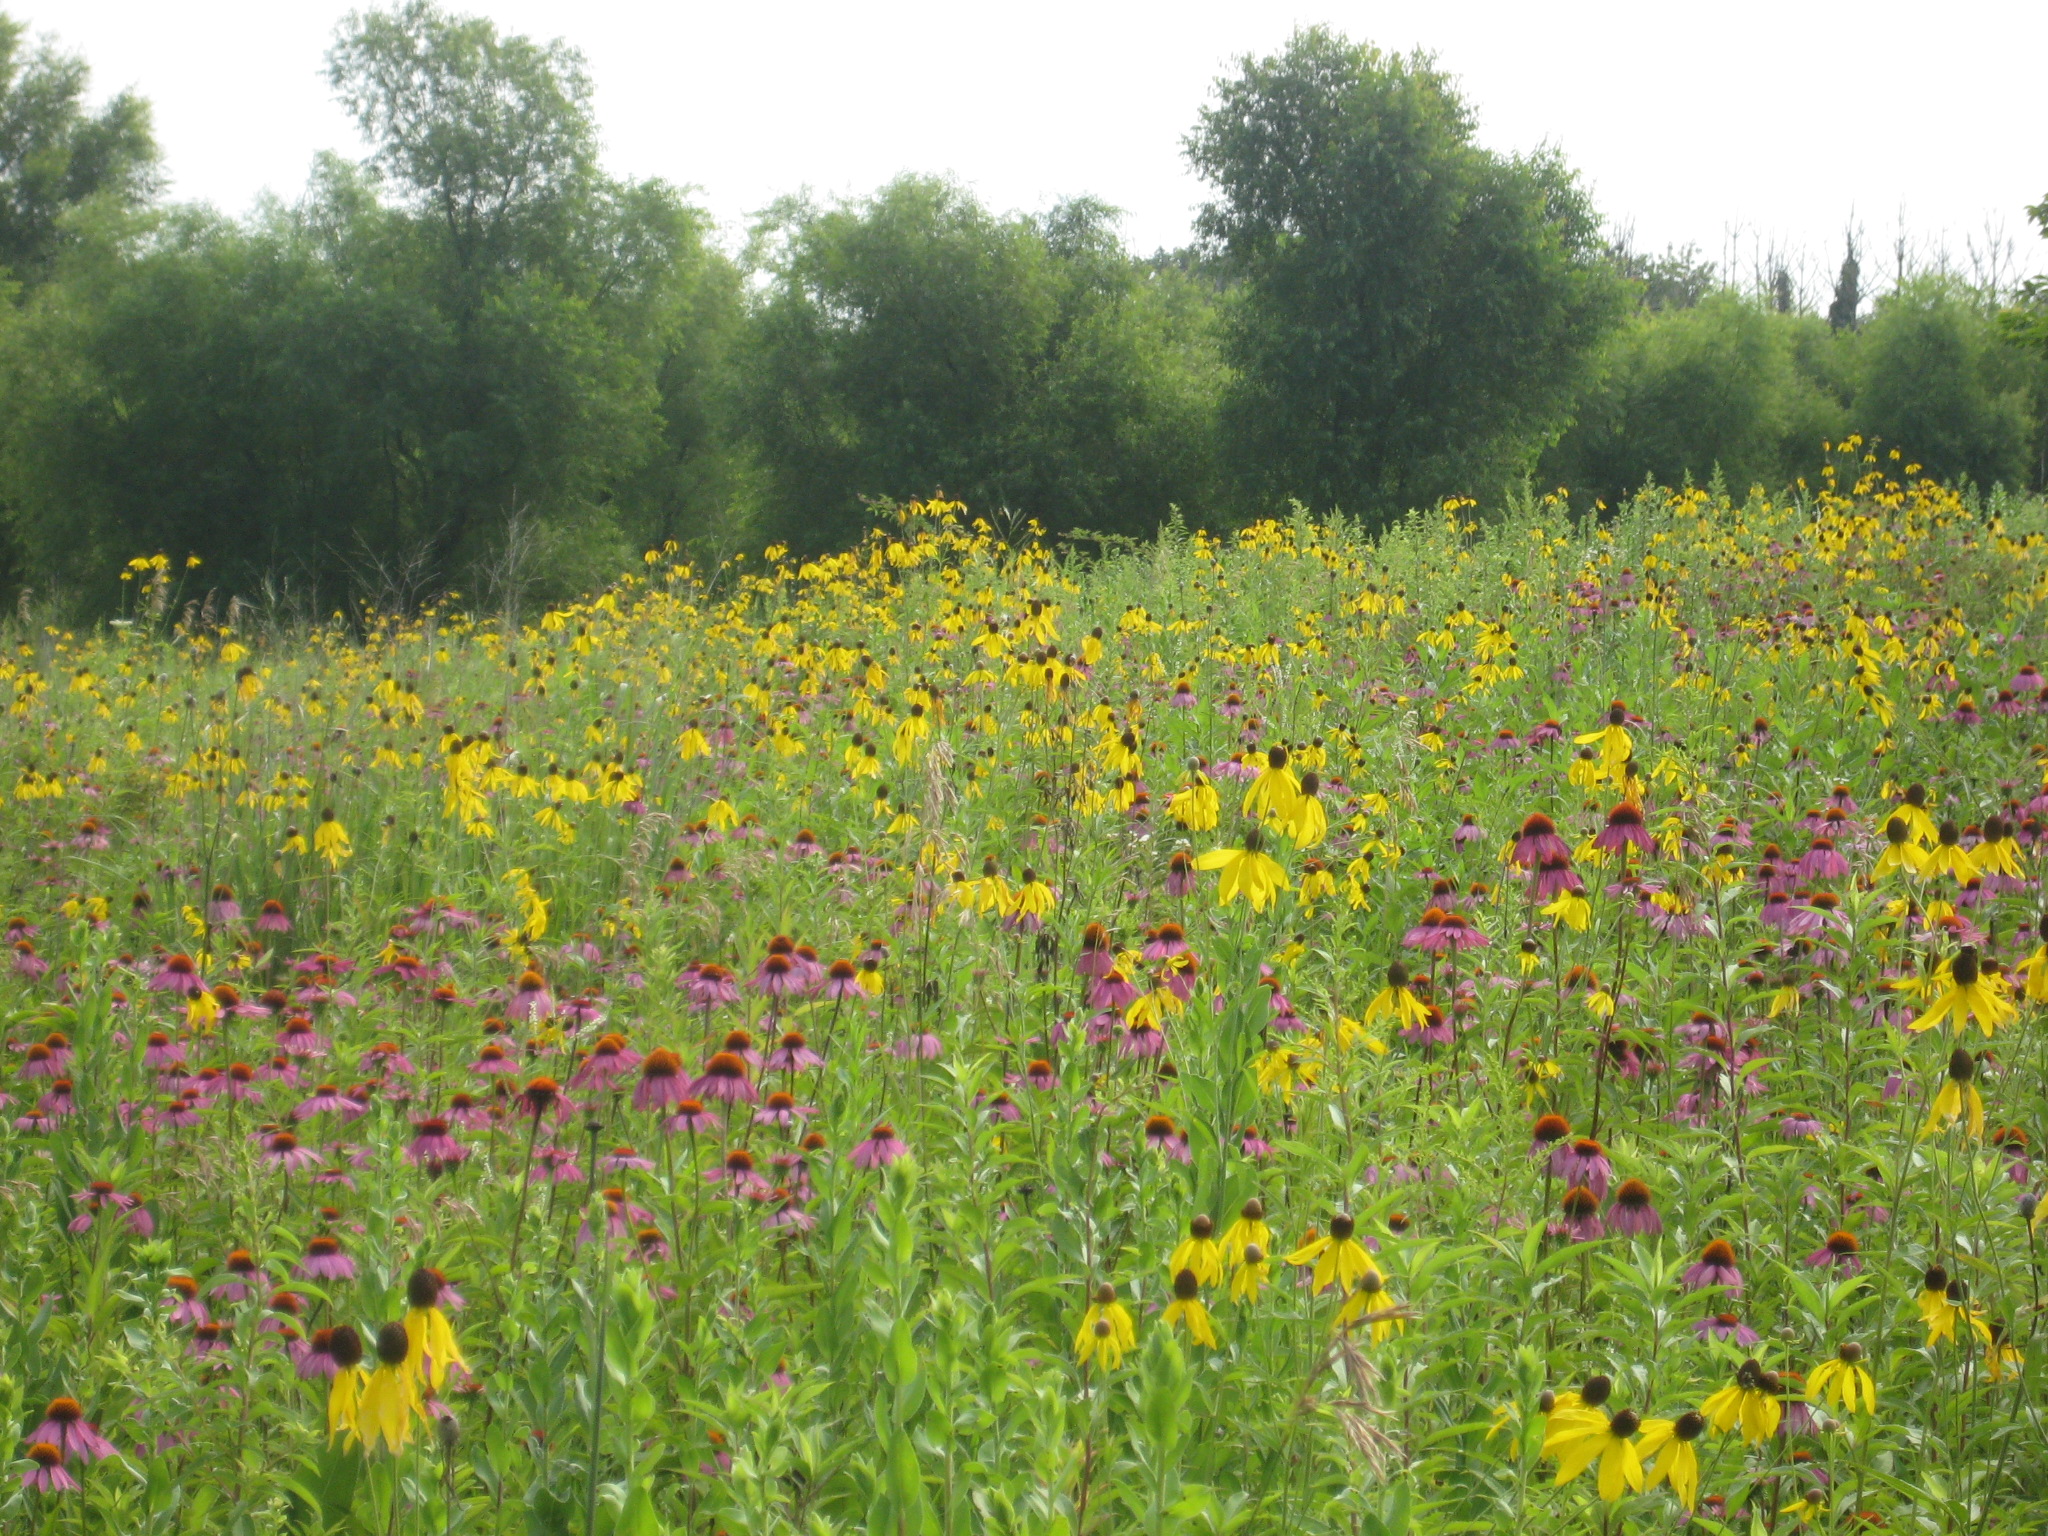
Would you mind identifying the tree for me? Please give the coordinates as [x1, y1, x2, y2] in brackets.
[0, 13, 158, 285]
[0, 4, 745, 612]
[742, 178, 1221, 551]
[1827, 234, 1861, 331]
[1611, 239, 1718, 313]
[1543, 293, 1848, 506]
[1855, 276, 2031, 489]
[1187, 27, 1628, 518]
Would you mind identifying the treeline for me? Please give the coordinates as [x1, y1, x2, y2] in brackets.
[3, 6, 2047, 616]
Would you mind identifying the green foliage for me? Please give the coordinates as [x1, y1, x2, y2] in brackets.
[0, 3, 746, 613]
[742, 179, 1223, 552]
[1188, 26, 1630, 517]
[1544, 295, 1850, 504]
[0, 14, 158, 284]
[1855, 276, 2038, 490]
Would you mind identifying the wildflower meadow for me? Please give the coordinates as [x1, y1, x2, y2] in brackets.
[8, 441, 2048, 1534]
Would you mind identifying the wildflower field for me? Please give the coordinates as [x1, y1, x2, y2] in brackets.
[9, 444, 2048, 1535]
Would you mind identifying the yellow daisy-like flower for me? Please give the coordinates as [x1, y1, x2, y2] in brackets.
[1275, 772, 1327, 847]
[1635, 1412, 1704, 1512]
[1806, 1342, 1876, 1414]
[1241, 746, 1301, 821]
[1920, 1047, 1985, 1139]
[1168, 1216, 1224, 1287]
[1168, 770, 1220, 832]
[1361, 961, 1429, 1029]
[1333, 1268, 1404, 1343]
[311, 809, 352, 868]
[1195, 828, 1290, 911]
[1873, 815, 1929, 877]
[1285, 1213, 1375, 1295]
[1700, 1359, 1782, 1445]
[1545, 1405, 1645, 1503]
[1074, 1282, 1136, 1371]
[356, 1323, 422, 1455]
[1228, 1242, 1271, 1304]
[1908, 948, 2015, 1038]
[1918, 821, 1980, 883]
[1162, 1269, 1218, 1348]
[1218, 1199, 1272, 1268]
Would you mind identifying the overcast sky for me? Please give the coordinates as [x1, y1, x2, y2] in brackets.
[26, 0, 2048, 296]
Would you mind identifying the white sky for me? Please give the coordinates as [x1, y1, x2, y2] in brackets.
[26, 0, 2048, 296]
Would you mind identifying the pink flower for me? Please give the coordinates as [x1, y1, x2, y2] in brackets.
[633, 1048, 688, 1111]
[27, 1399, 118, 1462]
[405, 1118, 467, 1166]
[262, 1131, 321, 1172]
[22, 1444, 79, 1492]
[849, 1123, 909, 1169]
[149, 954, 204, 997]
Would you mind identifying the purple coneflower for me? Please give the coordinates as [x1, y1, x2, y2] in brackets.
[1558, 1185, 1604, 1241]
[405, 1117, 467, 1166]
[764, 1031, 823, 1073]
[1511, 812, 1571, 867]
[1692, 1312, 1759, 1344]
[850, 1123, 909, 1169]
[633, 1048, 687, 1111]
[662, 1097, 719, 1136]
[1593, 802, 1654, 856]
[150, 954, 204, 997]
[1547, 1138, 1613, 1198]
[753, 1090, 814, 1128]
[27, 1398, 117, 1463]
[691, 1051, 758, 1104]
[1682, 1239, 1743, 1293]
[1805, 1229, 1862, 1273]
[263, 1131, 321, 1172]
[1608, 1177, 1662, 1235]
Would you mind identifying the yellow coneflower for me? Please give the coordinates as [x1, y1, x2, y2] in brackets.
[1074, 1282, 1135, 1371]
[1914, 1264, 1952, 1333]
[356, 1321, 420, 1453]
[1241, 746, 1300, 821]
[1541, 888, 1591, 931]
[1572, 701, 1634, 782]
[1007, 869, 1057, 925]
[1361, 961, 1429, 1030]
[1218, 1198, 1271, 1268]
[1544, 1402, 1645, 1503]
[1920, 1047, 1985, 1139]
[1909, 947, 2015, 1038]
[1780, 1489, 1828, 1526]
[312, 809, 352, 868]
[1334, 1267, 1403, 1343]
[1168, 1214, 1224, 1286]
[1919, 821, 1979, 883]
[1701, 1358, 1781, 1444]
[1195, 826, 1290, 911]
[2016, 920, 2048, 1003]
[1891, 783, 1939, 844]
[1162, 1268, 1218, 1347]
[1276, 771, 1327, 847]
[1635, 1411, 1704, 1512]
[324, 1325, 367, 1444]
[1923, 1277, 1993, 1348]
[402, 1268, 467, 1390]
[1985, 1321, 2024, 1382]
[1873, 816, 1929, 878]
[1229, 1241, 1271, 1303]
[1806, 1341, 1876, 1414]
[1169, 765, 1220, 832]
[1286, 1212, 1374, 1295]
